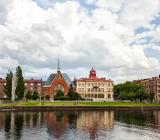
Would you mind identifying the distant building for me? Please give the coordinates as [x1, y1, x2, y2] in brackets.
[76, 68, 114, 101]
[42, 61, 72, 99]
[24, 79, 42, 94]
[0, 78, 42, 99]
[134, 75, 160, 102]
[0, 78, 6, 98]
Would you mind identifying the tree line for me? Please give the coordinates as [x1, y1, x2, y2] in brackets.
[114, 81, 154, 102]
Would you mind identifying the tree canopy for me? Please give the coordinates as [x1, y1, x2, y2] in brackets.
[4, 70, 13, 99]
[114, 82, 148, 101]
[15, 66, 25, 99]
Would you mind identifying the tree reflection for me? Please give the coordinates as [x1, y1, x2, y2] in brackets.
[14, 113, 24, 140]
[115, 110, 155, 127]
[4, 113, 11, 140]
[0, 109, 159, 139]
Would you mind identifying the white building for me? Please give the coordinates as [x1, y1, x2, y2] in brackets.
[76, 68, 114, 101]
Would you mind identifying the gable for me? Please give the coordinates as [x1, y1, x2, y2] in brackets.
[43, 72, 72, 87]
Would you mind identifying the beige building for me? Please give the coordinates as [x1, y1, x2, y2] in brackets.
[76, 68, 114, 101]
[134, 75, 160, 102]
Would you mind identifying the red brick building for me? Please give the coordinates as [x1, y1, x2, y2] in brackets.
[42, 63, 72, 99]
[134, 75, 160, 102]
[0, 78, 42, 98]
[0, 78, 6, 98]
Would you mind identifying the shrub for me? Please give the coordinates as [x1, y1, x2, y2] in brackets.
[32, 91, 39, 100]
[25, 90, 32, 100]
[55, 96, 70, 101]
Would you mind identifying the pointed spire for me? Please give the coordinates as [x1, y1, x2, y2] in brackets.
[57, 59, 60, 72]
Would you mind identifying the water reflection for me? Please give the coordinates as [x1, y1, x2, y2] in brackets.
[0, 110, 159, 140]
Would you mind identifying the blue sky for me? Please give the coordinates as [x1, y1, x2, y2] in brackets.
[0, 0, 160, 83]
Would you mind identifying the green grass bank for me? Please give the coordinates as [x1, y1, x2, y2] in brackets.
[0, 101, 160, 107]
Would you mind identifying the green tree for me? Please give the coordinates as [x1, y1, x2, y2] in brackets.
[148, 92, 154, 103]
[25, 90, 32, 100]
[128, 92, 136, 101]
[4, 70, 13, 99]
[45, 95, 50, 100]
[15, 66, 25, 99]
[114, 82, 148, 102]
[32, 91, 39, 100]
[118, 92, 128, 100]
[55, 90, 64, 97]
[68, 84, 81, 100]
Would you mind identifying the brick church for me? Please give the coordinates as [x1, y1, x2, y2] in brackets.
[42, 61, 72, 99]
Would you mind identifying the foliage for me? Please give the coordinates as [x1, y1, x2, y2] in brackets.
[32, 91, 39, 100]
[67, 84, 82, 100]
[45, 95, 50, 100]
[4, 70, 13, 99]
[15, 66, 25, 99]
[54, 84, 82, 100]
[55, 90, 64, 97]
[114, 82, 148, 102]
[55, 96, 70, 100]
[148, 92, 154, 103]
[25, 90, 32, 100]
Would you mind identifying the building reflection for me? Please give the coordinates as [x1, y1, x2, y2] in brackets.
[76, 111, 114, 139]
[153, 110, 160, 130]
[45, 111, 68, 138]
[0, 110, 114, 139]
[0, 110, 160, 139]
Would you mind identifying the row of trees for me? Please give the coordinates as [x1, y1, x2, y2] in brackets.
[25, 90, 50, 100]
[4, 66, 25, 100]
[114, 82, 154, 102]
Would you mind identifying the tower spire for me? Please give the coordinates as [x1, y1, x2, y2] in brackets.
[57, 59, 60, 72]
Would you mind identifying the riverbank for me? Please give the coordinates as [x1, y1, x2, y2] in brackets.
[0, 101, 160, 111]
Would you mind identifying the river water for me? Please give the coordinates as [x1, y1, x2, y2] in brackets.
[0, 109, 160, 140]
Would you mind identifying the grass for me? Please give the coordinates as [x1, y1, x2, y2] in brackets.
[0, 101, 160, 107]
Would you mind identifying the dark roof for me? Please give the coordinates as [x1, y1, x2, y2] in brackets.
[44, 74, 56, 86]
[44, 73, 72, 86]
[63, 73, 72, 86]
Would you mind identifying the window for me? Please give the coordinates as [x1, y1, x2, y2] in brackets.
[54, 84, 65, 93]
[38, 83, 41, 86]
[31, 83, 33, 86]
[108, 94, 111, 99]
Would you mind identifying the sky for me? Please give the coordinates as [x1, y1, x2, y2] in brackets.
[0, 0, 160, 83]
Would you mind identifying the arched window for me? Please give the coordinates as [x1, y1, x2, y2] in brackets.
[53, 84, 64, 93]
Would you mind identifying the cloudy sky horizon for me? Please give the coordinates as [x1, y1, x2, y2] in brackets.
[0, 0, 160, 83]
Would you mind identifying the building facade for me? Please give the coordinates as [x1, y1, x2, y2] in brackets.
[42, 64, 72, 99]
[76, 68, 114, 101]
[24, 79, 42, 94]
[0, 78, 6, 98]
[0, 78, 42, 99]
[134, 75, 160, 102]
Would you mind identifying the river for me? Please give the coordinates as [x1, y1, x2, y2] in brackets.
[0, 109, 159, 140]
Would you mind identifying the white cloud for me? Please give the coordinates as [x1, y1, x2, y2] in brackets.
[0, 0, 160, 83]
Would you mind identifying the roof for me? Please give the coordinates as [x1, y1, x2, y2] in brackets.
[43, 73, 72, 86]
[44, 74, 56, 86]
[0, 78, 42, 83]
[76, 67, 113, 83]
[76, 77, 113, 82]
[25, 79, 42, 83]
